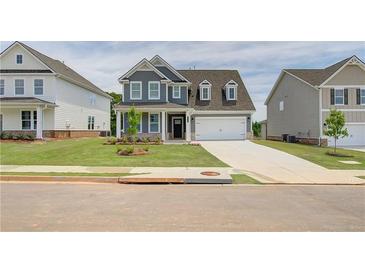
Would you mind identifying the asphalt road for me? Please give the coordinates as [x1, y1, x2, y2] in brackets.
[1, 182, 364, 231]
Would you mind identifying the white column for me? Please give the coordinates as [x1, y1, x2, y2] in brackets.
[36, 105, 43, 139]
[116, 110, 121, 139]
[186, 111, 191, 142]
[161, 111, 166, 141]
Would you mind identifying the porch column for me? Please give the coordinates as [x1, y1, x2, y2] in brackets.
[186, 111, 191, 142]
[116, 110, 121, 139]
[36, 105, 43, 139]
[161, 111, 166, 141]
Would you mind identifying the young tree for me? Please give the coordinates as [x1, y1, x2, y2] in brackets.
[324, 109, 348, 153]
[127, 106, 141, 143]
[252, 121, 261, 137]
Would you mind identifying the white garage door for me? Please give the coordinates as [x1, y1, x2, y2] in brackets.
[195, 116, 247, 140]
[328, 124, 365, 146]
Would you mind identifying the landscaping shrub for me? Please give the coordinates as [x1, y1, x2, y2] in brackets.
[12, 134, 20, 140]
[121, 135, 128, 144]
[154, 136, 161, 144]
[24, 133, 35, 141]
[143, 145, 149, 152]
[142, 137, 148, 144]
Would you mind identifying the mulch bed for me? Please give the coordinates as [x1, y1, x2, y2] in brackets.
[326, 151, 354, 158]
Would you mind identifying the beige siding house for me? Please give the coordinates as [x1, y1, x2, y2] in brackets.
[265, 55, 365, 146]
[0, 42, 111, 138]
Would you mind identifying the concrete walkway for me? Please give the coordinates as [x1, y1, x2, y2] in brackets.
[200, 141, 365, 185]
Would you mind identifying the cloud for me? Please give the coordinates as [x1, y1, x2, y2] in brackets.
[1, 41, 364, 121]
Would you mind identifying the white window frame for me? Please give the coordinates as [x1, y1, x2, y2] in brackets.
[16, 54, 23, 64]
[148, 81, 160, 100]
[227, 86, 237, 100]
[130, 81, 142, 100]
[361, 89, 365, 105]
[89, 94, 96, 105]
[335, 88, 344, 105]
[88, 116, 95, 130]
[172, 85, 181, 99]
[148, 112, 160, 133]
[0, 79, 4, 95]
[201, 87, 211, 100]
[199, 80, 212, 101]
[137, 114, 142, 133]
[21, 110, 37, 130]
[279, 100, 284, 111]
[33, 79, 44, 96]
[14, 79, 25, 95]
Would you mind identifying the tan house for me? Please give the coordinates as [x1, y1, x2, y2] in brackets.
[265, 55, 365, 146]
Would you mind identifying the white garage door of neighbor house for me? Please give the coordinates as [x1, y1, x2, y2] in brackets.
[195, 117, 246, 140]
[328, 124, 365, 146]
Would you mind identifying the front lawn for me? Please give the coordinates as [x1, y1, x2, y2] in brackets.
[231, 174, 262, 184]
[0, 138, 227, 167]
[253, 140, 365, 170]
[0, 172, 133, 177]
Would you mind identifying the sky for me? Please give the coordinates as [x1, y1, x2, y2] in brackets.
[1, 41, 364, 121]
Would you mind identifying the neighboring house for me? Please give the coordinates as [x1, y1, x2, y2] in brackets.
[0, 41, 111, 138]
[114, 55, 255, 141]
[265, 55, 365, 146]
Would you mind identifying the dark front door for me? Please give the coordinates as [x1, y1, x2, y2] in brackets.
[173, 118, 183, 139]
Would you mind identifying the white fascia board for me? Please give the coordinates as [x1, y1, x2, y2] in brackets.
[150, 55, 192, 84]
[192, 110, 255, 115]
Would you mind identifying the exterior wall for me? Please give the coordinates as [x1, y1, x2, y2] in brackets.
[122, 111, 162, 137]
[322, 87, 365, 109]
[322, 110, 365, 123]
[53, 78, 110, 131]
[123, 71, 167, 103]
[260, 123, 267, 139]
[0, 108, 54, 130]
[267, 73, 320, 138]
[155, 66, 182, 82]
[0, 74, 56, 103]
[326, 65, 365, 86]
[0, 44, 49, 70]
[190, 113, 251, 141]
[168, 85, 188, 104]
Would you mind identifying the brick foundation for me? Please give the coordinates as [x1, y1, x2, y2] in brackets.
[1, 130, 108, 139]
[267, 135, 328, 146]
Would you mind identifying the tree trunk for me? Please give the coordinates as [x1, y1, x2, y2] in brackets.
[334, 137, 337, 154]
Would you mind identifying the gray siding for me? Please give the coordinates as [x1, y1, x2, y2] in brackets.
[168, 86, 188, 105]
[124, 71, 167, 103]
[267, 73, 320, 138]
[123, 112, 161, 134]
[155, 66, 183, 82]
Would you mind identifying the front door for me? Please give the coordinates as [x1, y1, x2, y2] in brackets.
[173, 118, 183, 139]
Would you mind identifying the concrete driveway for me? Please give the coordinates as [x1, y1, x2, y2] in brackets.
[200, 141, 365, 184]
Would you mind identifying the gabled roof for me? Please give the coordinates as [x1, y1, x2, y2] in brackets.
[178, 70, 255, 111]
[150, 55, 191, 84]
[118, 58, 169, 81]
[265, 55, 365, 105]
[0, 42, 111, 99]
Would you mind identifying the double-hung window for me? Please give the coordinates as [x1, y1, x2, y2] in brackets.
[21, 110, 37, 130]
[227, 86, 237, 100]
[34, 79, 44, 95]
[16, 54, 23, 64]
[149, 113, 160, 133]
[15, 79, 25, 95]
[130, 82, 142, 100]
[335, 89, 344, 105]
[0, 79, 4, 95]
[148, 81, 160, 100]
[361, 89, 365, 105]
[88, 116, 95, 130]
[201, 87, 210, 100]
[173, 86, 181, 99]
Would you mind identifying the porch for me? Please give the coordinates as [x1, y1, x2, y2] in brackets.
[115, 105, 193, 142]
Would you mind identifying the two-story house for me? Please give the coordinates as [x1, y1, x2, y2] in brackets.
[114, 55, 255, 141]
[265, 55, 365, 146]
[0, 41, 111, 138]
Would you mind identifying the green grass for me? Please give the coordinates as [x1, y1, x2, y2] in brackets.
[231, 174, 262, 184]
[0, 138, 227, 167]
[0, 172, 133, 177]
[253, 140, 365, 170]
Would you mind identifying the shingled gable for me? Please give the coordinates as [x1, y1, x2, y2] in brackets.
[0, 41, 111, 99]
[150, 55, 191, 84]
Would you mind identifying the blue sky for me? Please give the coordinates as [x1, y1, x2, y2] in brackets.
[1, 41, 364, 121]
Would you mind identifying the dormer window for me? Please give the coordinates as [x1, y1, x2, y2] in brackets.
[225, 80, 238, 100]
[16, 54, 23, 64]
[199, 80, 212, 101]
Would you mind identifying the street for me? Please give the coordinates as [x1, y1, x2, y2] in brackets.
[1, 182, 364, 231]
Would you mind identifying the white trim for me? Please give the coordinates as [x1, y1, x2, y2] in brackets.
[148, 112, 160, 133]
[226, 86, 237, 100]
[320, 56, 365, 87]
[334, 88, 345, 105]
[192, 110, 254, 115]
[16, 53, 23, 64]
[148, 81, 160, 100]
[33, 78, 44, 96]
[150, 55, 192, 84]
[322, 85, 365, 89]
[361, 89, 365, 106]
[345, 122, 365, 125]
[130, 81, 142, 100]
[14, 78, 25, 96]
[172, 85, 181, 99]
[264, 70, 318, 105]
[138, 114, 142, 133]
[118, 58, 170, 82]
[199, 80, 212, 101]
[319, 88, 323, 138]
[172, 116, 184, 139]
[322, 109, 365, 112]
[20, 109, 37, 130]
[224, 80, 238, 87]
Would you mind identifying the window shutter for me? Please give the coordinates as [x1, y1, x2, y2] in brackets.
[330, 88, 335, 105]
[344, 88, 348, 105]
[356, 88, 361, 105]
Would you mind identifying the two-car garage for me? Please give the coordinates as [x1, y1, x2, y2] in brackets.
[194, 116, 247, 140]
[328, 124, 365, 146]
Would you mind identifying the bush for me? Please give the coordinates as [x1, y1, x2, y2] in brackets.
[108, 137, 117, 145]
[24, 133, 35, 141]
[12, 134, 20, 140]
[143, 145, 149, 152]
[142, 137, 148, 144]
[116, 145, 134, 155]
[154, 136, 161, 144]
[1, 132, 13, 140]
[121, 135, 128, 144]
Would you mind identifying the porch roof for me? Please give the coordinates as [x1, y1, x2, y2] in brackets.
[115, 102, 191, 112]
[0, 97, 58, 107]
